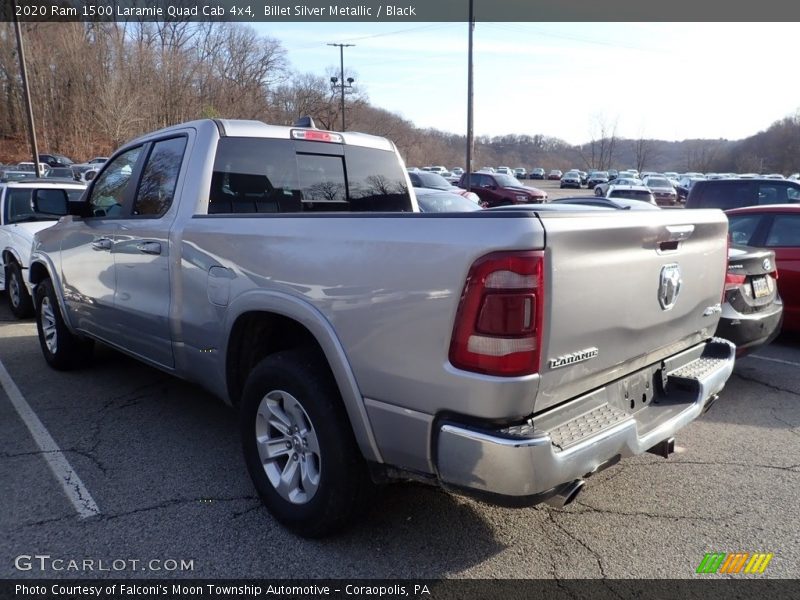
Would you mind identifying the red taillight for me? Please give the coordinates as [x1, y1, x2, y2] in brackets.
[724, 272, 747, 291]
[449, 251, 544, 376]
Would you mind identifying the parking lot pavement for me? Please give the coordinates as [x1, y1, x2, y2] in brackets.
[1, 297, 798, 579]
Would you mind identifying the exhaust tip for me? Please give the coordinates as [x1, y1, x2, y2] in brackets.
[702, 394, 719, 415]
[544, 479, 585, 508]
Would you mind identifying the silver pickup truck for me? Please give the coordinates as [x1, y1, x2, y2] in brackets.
[29, 119, 735, 537]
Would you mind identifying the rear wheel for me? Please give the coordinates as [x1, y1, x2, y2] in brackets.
[34, 278, 94, 370]
[240, 349, 374, 537]
[6, 262, 34, 318]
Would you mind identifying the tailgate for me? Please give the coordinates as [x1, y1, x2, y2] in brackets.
[533, 209, 728, 413]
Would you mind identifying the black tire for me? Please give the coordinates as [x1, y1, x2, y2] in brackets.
[6, 262, 34, 318]
[34, 278, 94, 370]
[240, 348, 374, 538]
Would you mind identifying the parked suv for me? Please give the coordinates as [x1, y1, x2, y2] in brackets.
[686, 178, 800, 210]
[38, 153, 75, 168]
[458, 172, 547, 206]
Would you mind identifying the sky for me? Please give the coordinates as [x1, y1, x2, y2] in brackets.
[253, 22, 800, 145]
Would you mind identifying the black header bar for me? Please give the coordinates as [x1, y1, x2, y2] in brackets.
[3, 0, 800, 22]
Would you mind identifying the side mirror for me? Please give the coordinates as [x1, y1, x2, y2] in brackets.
[32, 189, 69, 216]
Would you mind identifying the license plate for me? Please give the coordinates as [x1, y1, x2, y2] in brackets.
[752, 276, 770, 298]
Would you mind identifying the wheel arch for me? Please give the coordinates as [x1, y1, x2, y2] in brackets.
[2, 247, 23, 269]
[223, 292, 383, 463]
[28, 256, 76, 332]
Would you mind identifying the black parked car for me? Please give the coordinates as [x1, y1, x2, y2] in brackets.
[559, 171, 582, 189]
[586, 171, 610, 189]
[717, 245, 783, 356]
[686, 178, 800, 210]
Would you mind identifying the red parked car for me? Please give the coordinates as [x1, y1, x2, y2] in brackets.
[458, 172, 547, 207]
[726, 204, 800, 333]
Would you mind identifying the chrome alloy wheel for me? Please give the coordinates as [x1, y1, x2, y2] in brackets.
[8, 271, 20, 308]
[255, 390, 321, 504]
[40, 296, 58, 354]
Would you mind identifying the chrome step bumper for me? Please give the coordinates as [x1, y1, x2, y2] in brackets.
[435, 338, 736, 504]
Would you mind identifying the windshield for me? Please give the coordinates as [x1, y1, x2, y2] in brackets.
[609, 189, 653, 200]
[415, 191, 481, 213]
[493, 173, 523, 187]
[415, 171, 452, 189]
[590, 172, 609, 178]
[647, 178, 671, 187]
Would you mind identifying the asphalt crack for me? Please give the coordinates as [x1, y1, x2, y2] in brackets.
[733, 371, 800, 398]
[0, 448, 107, 474]
[10, 514, 77, 531]
[101, 495, 259, 521]
[99, 378, 172, 411]
[571, 500, 746, 523]
[625, 459, 800, 474]
[769, 408, 800, 437]
[231, 502, 263, 519]
[544, 509, 627, 599]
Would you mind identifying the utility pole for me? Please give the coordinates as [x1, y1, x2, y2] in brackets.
[328, 43, 354, 131]
[465, 0, 475, 191]
[12, 1, 41, 176]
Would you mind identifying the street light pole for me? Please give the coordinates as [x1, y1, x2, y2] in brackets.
[12, 0, 41, 176]
[465, 0, 475, 191]
[328, 43, 354, 131]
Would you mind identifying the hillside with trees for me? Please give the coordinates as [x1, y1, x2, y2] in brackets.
[1, 22, 798, 174]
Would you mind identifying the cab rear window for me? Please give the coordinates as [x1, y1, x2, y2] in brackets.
[207, 138, 411, 214]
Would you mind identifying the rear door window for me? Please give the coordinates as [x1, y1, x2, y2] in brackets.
[133, 137, 187, 217]
[765, 214, 800, 247]
[758, 182, 800, 205]
[697, 181, 754, 209]
[727, 214, 763, 245]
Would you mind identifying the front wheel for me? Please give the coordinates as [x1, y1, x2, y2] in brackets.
[6, 262, 34, 318]
[240, 349, 375, 537]
[34, 278, 94, 370]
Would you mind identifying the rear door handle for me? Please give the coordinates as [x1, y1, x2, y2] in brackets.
[136, 241, 162, 255]
[91, 238, 113, 251]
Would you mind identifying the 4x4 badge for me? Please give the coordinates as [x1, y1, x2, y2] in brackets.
[658, 263, 682, 310]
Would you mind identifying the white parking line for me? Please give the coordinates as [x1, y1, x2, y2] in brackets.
[749, 354, 800, 368]
[0, 359, 100, 519]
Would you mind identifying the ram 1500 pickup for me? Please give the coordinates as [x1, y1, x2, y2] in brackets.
[29, 118, 736, 537]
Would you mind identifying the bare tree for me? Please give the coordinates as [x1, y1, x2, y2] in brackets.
[633, 136, 654, 174]
[575, 114, 618, 171]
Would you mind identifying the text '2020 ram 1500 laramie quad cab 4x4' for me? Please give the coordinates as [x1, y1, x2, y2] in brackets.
[28, 119, 735, 537]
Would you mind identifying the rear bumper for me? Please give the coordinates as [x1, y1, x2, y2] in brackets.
[435, 337, 735, 505]
[717, 300, 783, 355]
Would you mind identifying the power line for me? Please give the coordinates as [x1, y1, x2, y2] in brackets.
[288, 23, 455, 52]
[482, 22, 671, 54]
